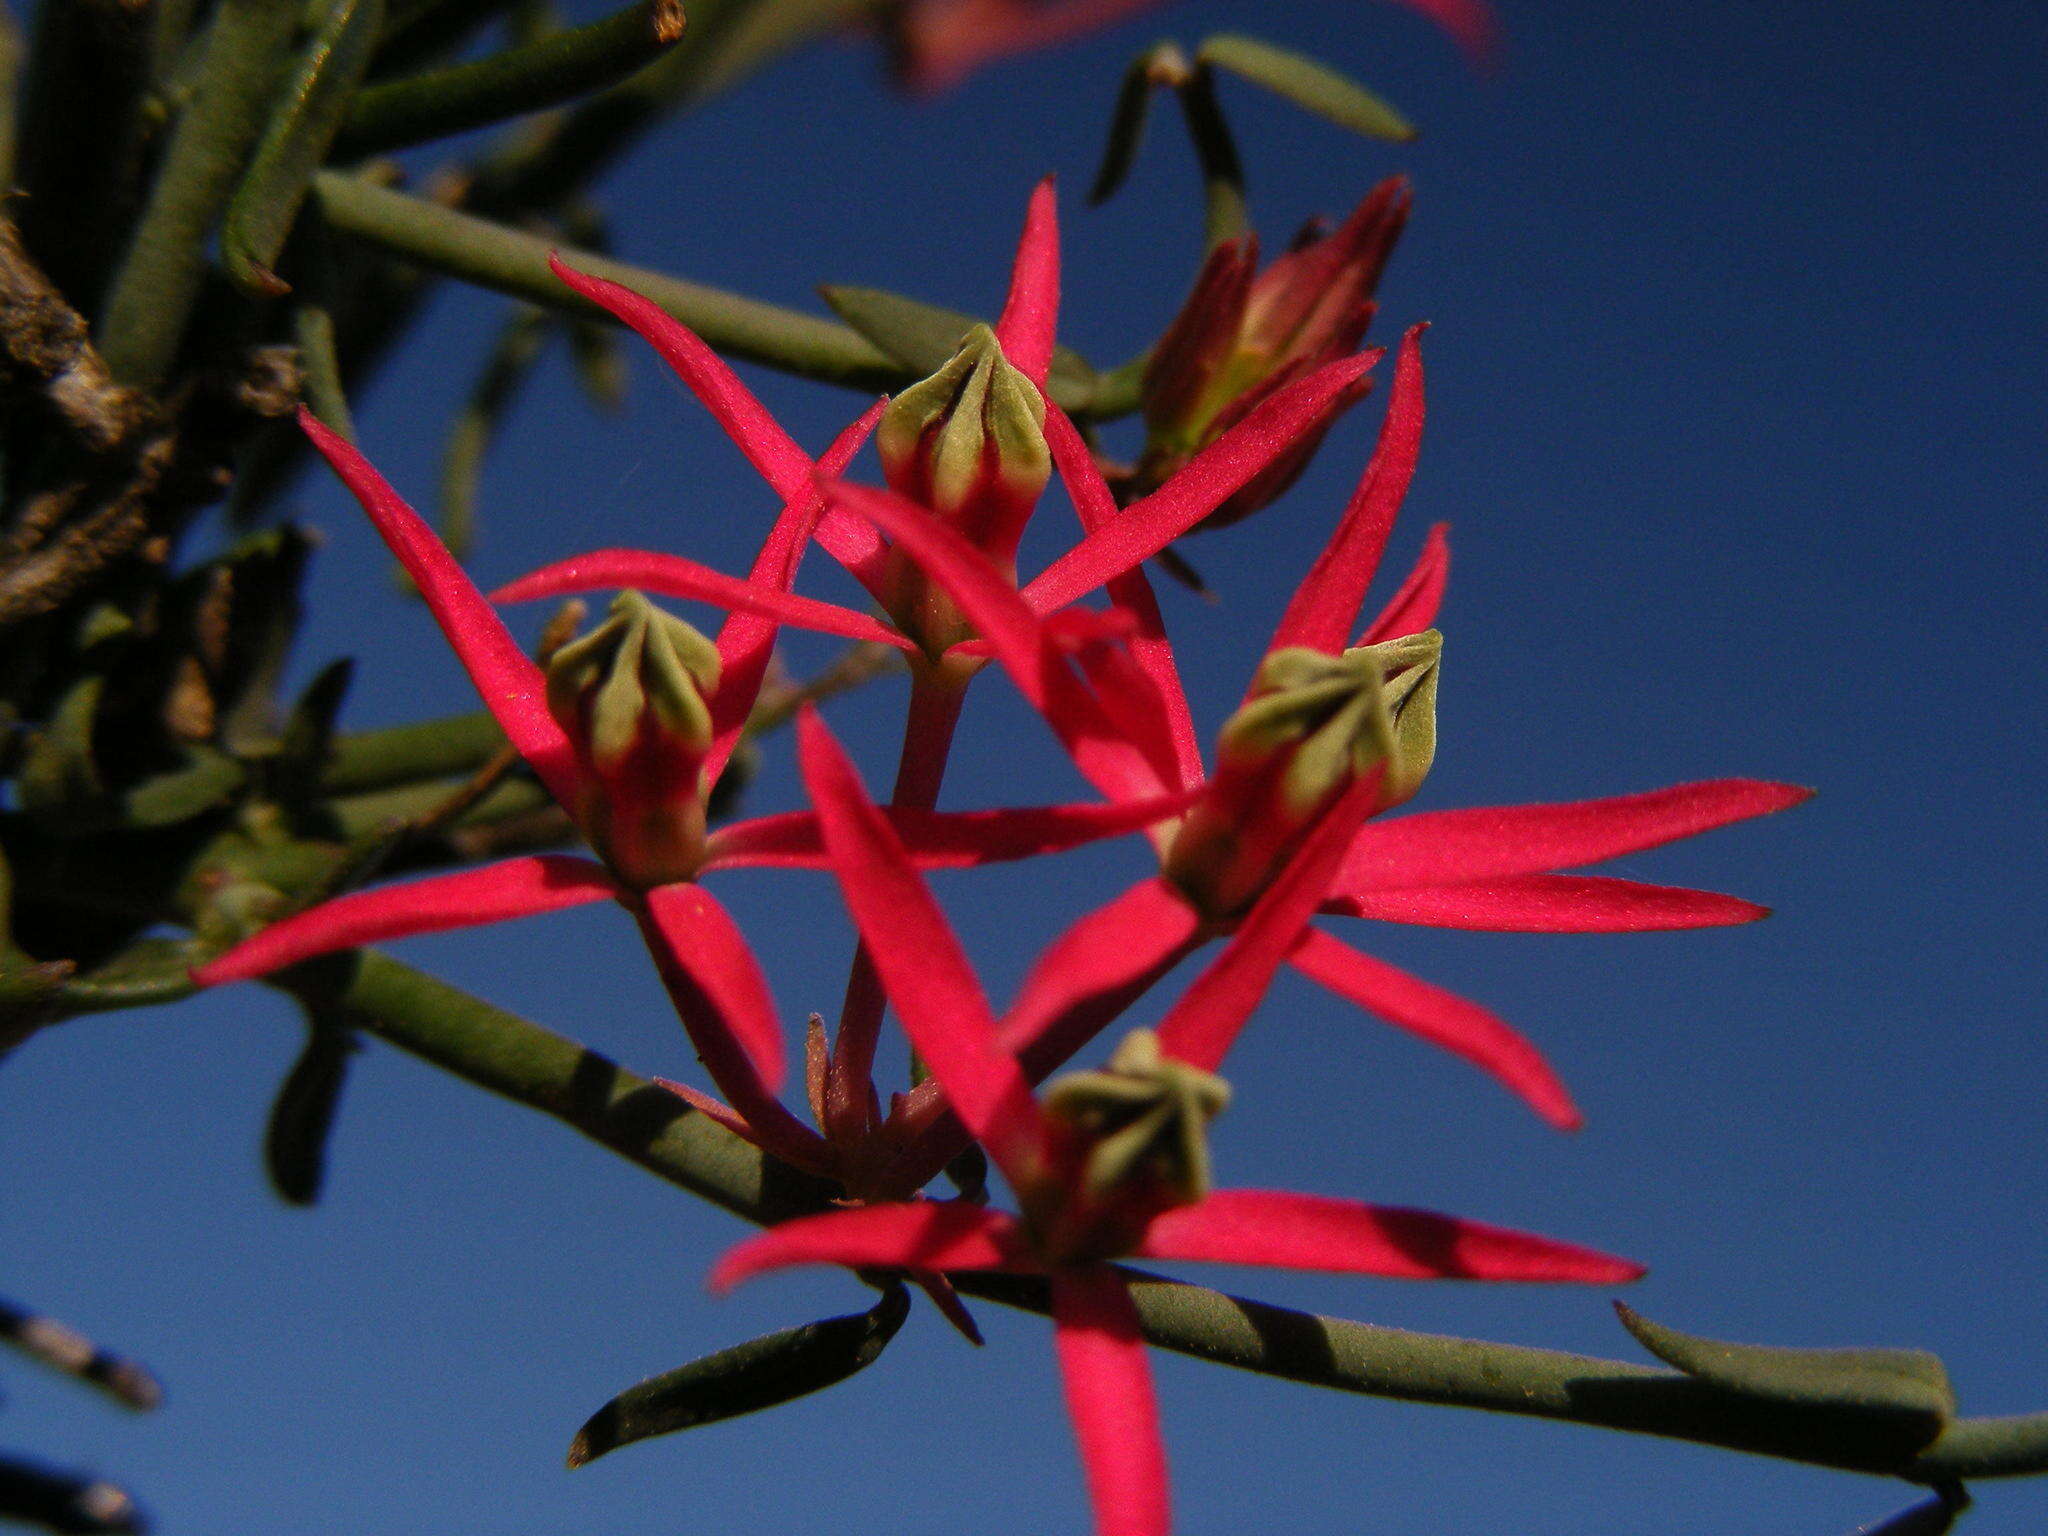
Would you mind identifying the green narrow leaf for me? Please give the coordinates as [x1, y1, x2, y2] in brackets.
[274, 657, 356, 802]
[123, 747, 246, 826]
[1848, 1484, 1970, 1536]
[266, 1009, 360, 1204]
[16, 674, 107, 815]
[431, 304, 554, 568]
[1198, 34, 1416, 143]
[566, 1285, 911, 1466]
[223, 0, 388, 296]
[817, 285, 1098, 407]
[1088, 43, 1183, 206]
[1174, 65, 1248, 249]
[1615, 1303, 1956, 1435]
[98, 0, 315, 384]
[335, 0, 685, 159]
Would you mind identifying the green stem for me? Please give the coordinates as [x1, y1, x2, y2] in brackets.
[311, 170, 906, 390]
[321, 946, 2048, 1484]
[97, 0, 303, 386]
[335, 0, 685, 159]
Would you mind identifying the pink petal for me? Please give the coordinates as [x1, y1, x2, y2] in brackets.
[548, 256, 812, 503]
[1386, 0, 1500, 67]
[1000, 878, 1203, 1074]
[897, 0, 1164, 94]
[1138, 1190, 1641, 1283]
[1267, 325, 1426, 657]
[796, 709, 1048, 1178]
[828, 479, 1168, 803]
[995, 177, 1060, 389]
[1153, 775, 1381, 1074]
[297, 411, 580, 807]
[1359, 521, 1449, 645]
[1019, 349, 1382, 617]
[1051, 1266, 1170, 1536]
[1336, 780, 1815, 892]
[488, 549, 913, 652]
[709, 1201, 1037, 1292]
[884, 877, 1203, 1193]
[1331, 875, 1770, 932]
[703, 788, 1198, 871]
[636, 882, 791, 1098]
[1043, 404, 1203, 792]
[708, 399, 888, 784]
[1285, 927, 1580, 1130]
[191, 855, 616, 987]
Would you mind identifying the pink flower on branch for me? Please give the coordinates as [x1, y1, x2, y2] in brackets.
[188, 402, 1189, 1160]
[882, 0, 1500, 95]
[1126, 177, 1413, 530]
[877, 326, 1810, 1145]
[492, 182, 1386, 741]
[708, 708, 1637, 1536]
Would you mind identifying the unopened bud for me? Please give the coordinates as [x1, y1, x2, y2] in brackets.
[1164, 631, 1440, 919]
[1131, 180, 1409, 526]
[545, 591, 721, 888]
[1043, 1029, 1231, 1210]
[877, 324, 1050, 565]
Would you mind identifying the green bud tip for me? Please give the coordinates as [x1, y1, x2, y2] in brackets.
[877, 325, 1050, 527]
[1043, 1029, 1231, 1207]
[545, 591, 722, 770]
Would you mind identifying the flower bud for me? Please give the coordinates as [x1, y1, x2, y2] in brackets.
[545, 591, 721, 888]
[1130, 179, 1409, 527]
[876, 324, 1050, 566]
[1164, 631, 1440, 920]
[1034, 1029, 1230, 1259]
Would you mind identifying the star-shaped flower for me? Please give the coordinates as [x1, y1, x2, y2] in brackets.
[707, 705, 1638, 1536]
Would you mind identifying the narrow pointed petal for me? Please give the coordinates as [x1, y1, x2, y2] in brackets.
[1051, 1267, 1170, 1536]
[912, 1271, 985, 1345]
[709, 399, 888, 784]
[1000, 878, 1203, 1077]
[1360, 521, 1449, 645]
[797, 709, 1048, 1177]
[192, 856, 616, 987]
[1337, 780, 1815, 892]
[1020, 349, 1382, 617]
[885, 877, 1202, 1192]
[549, 256, 812, 502]
[995, 177, 1060, 388]
[298, 411, 580, 806]
[1138, 1190, 1641, 1282]
[637, 882, 788, 1094]
[1268, 325, 1426, 656]
[1043, 403, 1203, 791]
[710, 1202, 1037, 1292]
[1332, 875, 1771, 932]
[1387, 0, 1500, 67]
[489, 550, 914, 651]
[828, 479, 1167, 802]
[1286, 927, 1580, 1129]
[657, 1073, 833, 1173]
[703, 788, 1198, 872]
[1155, 776, 1381, 1074]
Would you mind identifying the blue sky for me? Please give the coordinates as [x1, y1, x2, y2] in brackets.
[4, 2, 2044, 1533]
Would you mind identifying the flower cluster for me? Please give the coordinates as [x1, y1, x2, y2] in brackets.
[194, 183, 1806, 1535]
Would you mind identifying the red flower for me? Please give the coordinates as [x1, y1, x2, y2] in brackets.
[1127, 178, 1412, 528]
[883, 0, 1499, 95]
[869, 326, 1810, 1149]
[492, 180, 1387, 811]
[708, 707, 1638, 1536]
[187, 320, 1189, 1169]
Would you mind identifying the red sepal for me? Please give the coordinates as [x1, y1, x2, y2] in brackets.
[1138, 1190, 1641, 1282]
